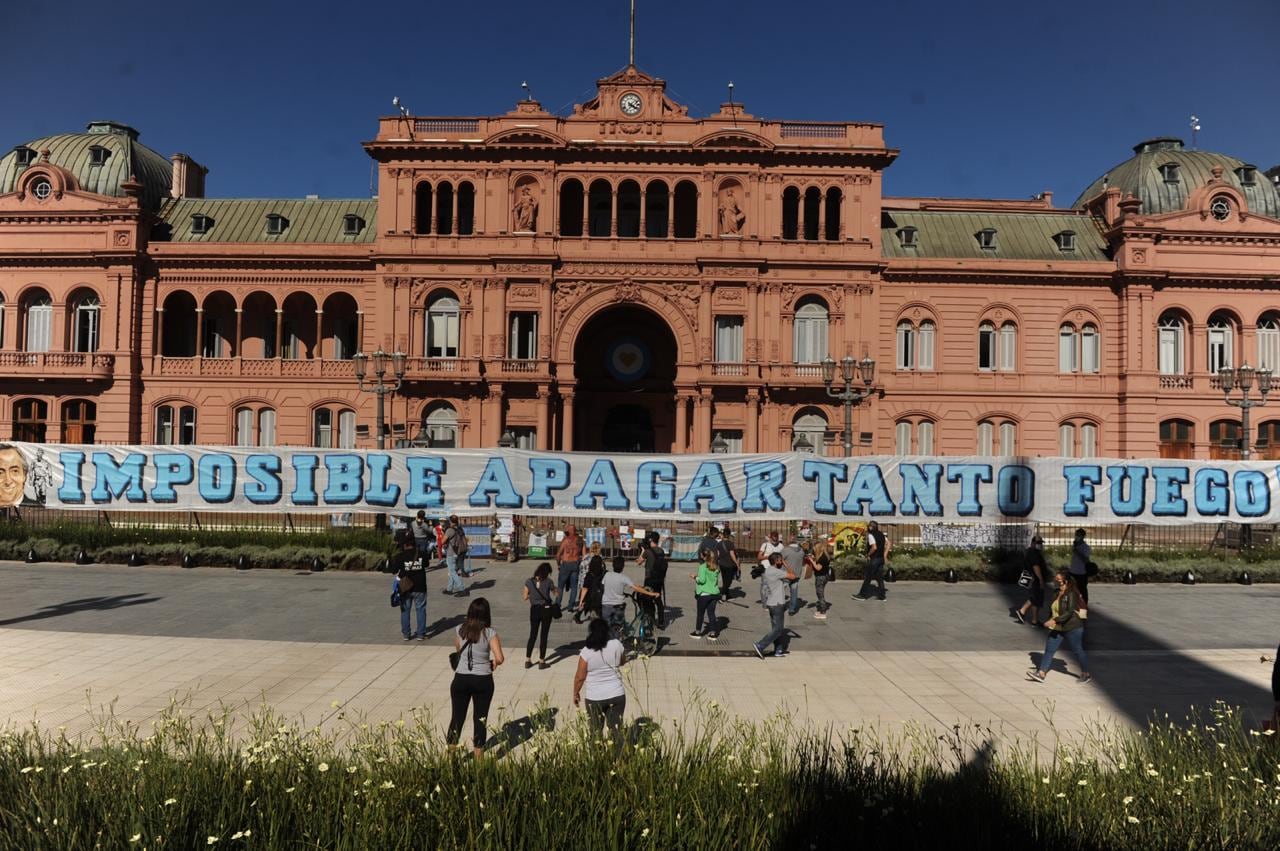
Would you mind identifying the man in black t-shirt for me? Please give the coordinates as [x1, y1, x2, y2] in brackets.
[641, 531, 669, 628]
[716, 528, 740, 600]
[854, 521, 889, 601]
[391, 531, 428, 640]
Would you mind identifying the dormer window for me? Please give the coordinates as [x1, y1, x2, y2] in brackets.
[13, 146, 36, 167]
[265, 213, 288, 235]
[976, 228, 997, 250]
[342, 214, 365, 236]
[1236, 165, 1257, 187]
[1053, 230, 1076, 252]
[1159, 162, 1181, 184]
[190, 214, 212, 235]
[88, 145, 110, 166]
[896, 226, 918, 248]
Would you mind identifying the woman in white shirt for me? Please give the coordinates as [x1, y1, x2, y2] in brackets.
[573, 617, 627, 735]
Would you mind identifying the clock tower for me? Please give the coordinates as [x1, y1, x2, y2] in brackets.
[572, 65, 691, 123]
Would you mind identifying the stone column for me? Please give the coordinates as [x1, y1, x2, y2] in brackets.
[154, 307, 165, 358]
[274, 309, 284, 359]
[667, 194, 675, 239]
[673, 392, 690, 452]
[817, 190, 827, 241]
[693, 390, 711, 452]
[581, 192, 589, 238]
[194, 308, 204, 358]
[745, 388, 760, 452]
[638, 186, 647, 238]
[611, 187, 618, 237]
[314, 308, 324, 360]
[536, 386, 550, 450]
[561, 390, 575, 451]
[233, 308, 242, 358]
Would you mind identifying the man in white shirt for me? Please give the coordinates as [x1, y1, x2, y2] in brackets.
[753, 553, 797, 659]
[756, 531, 785, 606]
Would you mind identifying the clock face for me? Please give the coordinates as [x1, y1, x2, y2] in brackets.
[619, 93, 643, 116]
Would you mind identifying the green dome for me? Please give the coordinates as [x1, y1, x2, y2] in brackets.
[1073, 137, 1280, 218]
[0, 121, 172, 211]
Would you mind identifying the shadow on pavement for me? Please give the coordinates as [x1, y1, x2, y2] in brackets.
[992, 579, 1272, 727]
[486, 706, 558, 758]
[0, 593, 161, 627]
[426, 614, 465, 639]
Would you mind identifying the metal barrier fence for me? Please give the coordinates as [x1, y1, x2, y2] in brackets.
[5, 506, 1269, 561]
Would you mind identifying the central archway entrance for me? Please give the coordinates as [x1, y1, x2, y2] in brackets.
[571, 305, 677, 453]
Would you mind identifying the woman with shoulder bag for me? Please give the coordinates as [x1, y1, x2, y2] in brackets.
[1025, 570, 1091, 684]
[810, 541, 833, 619]
[522, 562, 556, 670]
[576, 554, 606, 624]
[447, 597, 505, 758]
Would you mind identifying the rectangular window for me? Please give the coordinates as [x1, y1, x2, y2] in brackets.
[1080, 423, 1096, 458]
[977, 421, 993, 456]
[26, 303, 51, 352]
[1059, 327, 1077, 373]
[1059, 423, 1075, 457]
[314, 409, 333, 448]
[258, 409, 276, 447]
[998, 422, 1016, 457]
[178, 407, 197, 445]
[896, 323, 914, 370]
[917, 421, 934, 454]
[793, 316, 828, 364]
[978, 325, 995, 371]
[75, 305, 100, 353]
[715, 316, 744, 362]
[999, 324, 1016, 371]
[1208, 326, 1232, 374]
[1258, 327, 1280, 371]
[716, 430, 743, 454]
[894, 422, 911, 455]
[1158, 327, 1183, 374]
[508, 312, 538, 360]
[918, 323, 935, 371]
[338, 410, 357, 449]
[235, 408, 254, 447]
[427, 311, 459, 358]
[1082, 327, 1099, 374]
[510, 426, 537, 449]
[155, 407, 174, 445]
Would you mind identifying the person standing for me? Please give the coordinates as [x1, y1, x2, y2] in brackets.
[780, 535, 806, 616]
[809, 541, 833, 619]
[522, 562, 556, 670]
[446, 597, 505, 758]
[853, 521, 889, 601]
[555, 523, 584, 613]
[573, 618, 628, 736]
[601, 555, 660, 636]
[640, 531, 669, 628]
[717, 527, 740, 601]
[576, 554, 606, 624]
[689, 548, 721, 641]
[1070, 528, 1091, 604]
[411, 510, 434, 561]
[392, 530, 427, 641]
[757, 530, 785, 605]
[444, 515, 470, 595]
[1013, 535, 1048, 626]
[753, 552, 797, 659]
[1025, 571, 1091, 684]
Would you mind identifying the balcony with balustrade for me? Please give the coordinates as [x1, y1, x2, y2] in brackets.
[763, 362, 826, 388]
[0, 351, 115, 379]
[151, 357, 357, 379]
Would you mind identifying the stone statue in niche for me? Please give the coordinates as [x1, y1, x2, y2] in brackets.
[513, 185, 538, 232]
[718, 186, 746, 236]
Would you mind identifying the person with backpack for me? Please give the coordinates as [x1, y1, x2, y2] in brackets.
[640, 531, 669, 629]
[689, 547, 721, 641]
[1025, 570, 1091, 684]
[444, 515, 470, 596]
[391, 529, 427, 641]
[573, 617, 628, 736]
[716, 527, 740, 601]
[522, 562, 556, 670]
[447, 597, 505, 758]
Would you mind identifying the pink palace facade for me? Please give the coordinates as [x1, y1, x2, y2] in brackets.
[3, 64, 1280, 461]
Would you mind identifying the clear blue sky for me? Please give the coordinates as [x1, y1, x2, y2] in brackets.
[5, 0, 1277, 203]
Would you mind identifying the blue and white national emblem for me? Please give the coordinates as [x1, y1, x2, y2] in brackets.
[606, 337, 651, 383]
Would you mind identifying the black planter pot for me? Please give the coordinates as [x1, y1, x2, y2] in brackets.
[1181, 570, 1196, 586]
[128, 551, 145, 567]
[311, 556, 325, 572]
[945, 568, 958, 584]
[1239, 570, 1253, 586]
[236, 554, 251, 571]
[182, 553, 196, 569]
[25, 548, 39, 564]
[75, 548, 93, 565]
[1122, 569, 1136, 585]
[884, 566, 897, 583]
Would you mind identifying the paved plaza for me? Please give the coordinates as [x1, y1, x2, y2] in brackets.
[0, 559, 1275, 749]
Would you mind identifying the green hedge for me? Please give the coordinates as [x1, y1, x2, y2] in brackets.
[0, 700, 1276, 850]
[833, 544, 1280, 583]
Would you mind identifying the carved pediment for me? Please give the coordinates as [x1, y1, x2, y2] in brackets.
[692, 129, 774, 151]
[483, 127, 567, 148]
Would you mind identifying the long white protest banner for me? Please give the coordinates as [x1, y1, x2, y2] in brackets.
[0, 442, 1276, 525]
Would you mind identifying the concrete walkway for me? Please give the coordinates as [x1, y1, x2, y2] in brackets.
[0, 560, 1274, 746]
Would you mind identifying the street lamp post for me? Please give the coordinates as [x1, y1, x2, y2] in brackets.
[821, 354, 877, 457]
[1218, 363, 1272, 460]
[353, 348, 406, 529]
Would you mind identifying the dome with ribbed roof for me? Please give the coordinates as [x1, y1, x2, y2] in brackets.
[0, 121, 172, 210]
[1073, 138, 1280, 219]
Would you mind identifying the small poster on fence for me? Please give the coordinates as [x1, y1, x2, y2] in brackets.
[527, 532, 548, 558]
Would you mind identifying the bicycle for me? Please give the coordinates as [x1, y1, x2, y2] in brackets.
[609, 593, 659, 657]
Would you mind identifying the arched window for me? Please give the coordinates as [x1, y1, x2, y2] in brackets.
[559, 179, 584, 237]
[1080, 423, 1097, 458]
[235, 407, 254, 446]
[978, 322, 996, 371]
[423, 403, 459, 448]
[234, 405, 275, 446]
[1158, 312, 1186, 375]
[1207, 313, 1234, 374]
[456, 182, 475, 236]
[322, 292, 358, 360]
[918, 321, 935, 370]
[156, 404, 197, 445]
[1060, 323, 1100, 373]
[1256, 420, 1280, 460]
[62, 400, 95, 443]
[1059, 423, 1075, 457]
[435, 182, 454, 235]
[259, 408, 276, 446]
[616, 180, 641, 238]
[895, 421, 911, 455]
[824, 188, 841, 241]
[999, 322, 1017, 371]
[1059, 324, 1078, 372]
[793, 411, 828, 456]
[644, 180, 669, 238]
[1158, 418, 1193, 459]
[802, 187, 821, 241]
[23, 290, 52, 353]
[977, 420, 993, 456]
[999, 422, 1016, 455]
[70, 292, 101, 354]
[414, 183, 432, 235]
[13, 399, 47, 443]
[1209, 419, 1242, 460]
[313, 406, 356, 449]
[1258, 313, 1280, 371]
[793, 299, 828, 364]
[425, 293, 460, 359]
[978, 418, 1016, 456]
[588, 179, 612, 237]
[673, 181, 697, 239]
[1081, 324, 1099, 373]
[918, 421, 934, 454]
[896, 321, 914, 369]
[894, 419, 934, 455]
[781, 186, 799, 240]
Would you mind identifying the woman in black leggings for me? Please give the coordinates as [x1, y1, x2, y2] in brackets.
[522, 562, 556, 670]
[446, 597, 504, 758]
